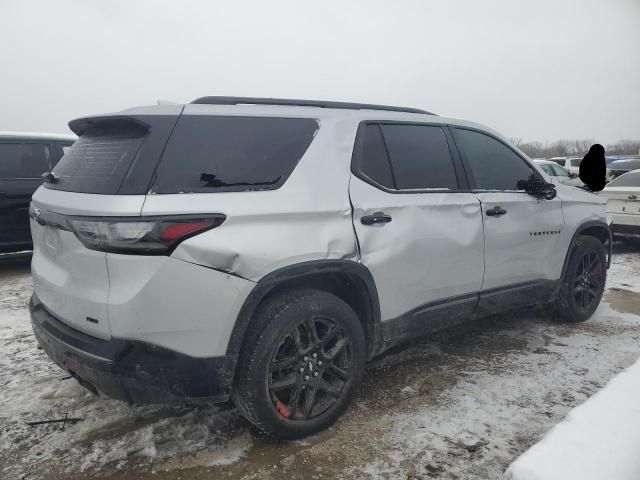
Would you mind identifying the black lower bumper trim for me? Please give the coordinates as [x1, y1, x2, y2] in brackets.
[612, 223, 640, 238]
[30, 294, 235, 404]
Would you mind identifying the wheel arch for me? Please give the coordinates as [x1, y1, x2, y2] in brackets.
[555, 220, 612, 296]
[225, 260, 382, 362]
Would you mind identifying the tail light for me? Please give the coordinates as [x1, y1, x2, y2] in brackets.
[67, 215, 225, 255]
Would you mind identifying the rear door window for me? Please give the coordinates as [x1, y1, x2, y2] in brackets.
[454, 129, 534, 190]
[356, 125, 395, 189]
[0, 142, 50, 179]
[381, 124, 458, 190]
[354, 123, 459, 191]
[48, 122, 148, 194]
[152, 116, 318, 193]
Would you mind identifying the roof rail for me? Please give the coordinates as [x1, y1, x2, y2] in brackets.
[190, 96, 433, 115]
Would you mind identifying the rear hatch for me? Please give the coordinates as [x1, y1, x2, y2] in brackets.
[31, 106, 319, 339]
[604, 171, 640, 217]
[30, 107, 182, 339]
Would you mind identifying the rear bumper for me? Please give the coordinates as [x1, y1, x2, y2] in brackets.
[30, 294, 236, 403]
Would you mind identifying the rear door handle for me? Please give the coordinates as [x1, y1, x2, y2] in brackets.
[361, 212, 392, 225]
[486, 206, 507, 217]
[629, 194, 638, 200]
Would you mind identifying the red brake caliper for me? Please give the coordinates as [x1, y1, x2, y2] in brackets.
[275, 398, 289, 418]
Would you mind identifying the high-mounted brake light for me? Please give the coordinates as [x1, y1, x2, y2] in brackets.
[67, 215, 225, 255]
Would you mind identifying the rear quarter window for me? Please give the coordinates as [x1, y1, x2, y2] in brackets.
[152, 116, 318, 193]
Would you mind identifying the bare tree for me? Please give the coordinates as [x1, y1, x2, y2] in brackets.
[515, 137, 639, 158]
[606, 139, 640, 155]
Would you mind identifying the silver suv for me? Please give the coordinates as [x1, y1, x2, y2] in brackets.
[29, 97, 611, 439]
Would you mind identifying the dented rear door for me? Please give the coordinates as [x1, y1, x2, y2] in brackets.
[349, 123, 484, 330]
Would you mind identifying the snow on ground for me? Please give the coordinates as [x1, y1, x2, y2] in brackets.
[1, 246, 639, 480]
[506, 356, 640, 480]
[607, 250, 640, 293]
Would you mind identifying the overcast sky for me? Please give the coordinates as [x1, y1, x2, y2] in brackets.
[1, 0, 638, 144]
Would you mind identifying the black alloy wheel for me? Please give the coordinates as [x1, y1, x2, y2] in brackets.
[268, 316, 352, 420]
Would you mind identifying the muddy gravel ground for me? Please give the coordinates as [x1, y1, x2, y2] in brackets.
[2, 244, 640, 480]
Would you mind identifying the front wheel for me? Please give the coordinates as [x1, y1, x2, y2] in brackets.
[555, 235, 607, 322]
[232, 288, 366, 440]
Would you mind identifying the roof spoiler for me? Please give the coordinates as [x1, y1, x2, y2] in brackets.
[68, 115, 151, 136]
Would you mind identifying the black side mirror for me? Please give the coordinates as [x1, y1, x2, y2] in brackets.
[569, 173, 578, 179]
[517, 176, 556, 200]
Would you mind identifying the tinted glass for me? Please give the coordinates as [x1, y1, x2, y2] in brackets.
[0, 143, 50, 178]
[551, 164, 570, 177]
[455, 129, 533, 190]
[381, 125, 458, 189]
[154, 116, 318, 193]
[358, 125, 395, 188]
[608, 170, 640, 187]
[49, 123, 147, 194]
[570, 159, 582, 167]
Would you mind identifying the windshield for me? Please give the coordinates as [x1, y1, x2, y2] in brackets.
[552, 165, 570, 177]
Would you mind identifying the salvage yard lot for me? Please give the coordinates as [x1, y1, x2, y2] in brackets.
[2, 245, 640, 480]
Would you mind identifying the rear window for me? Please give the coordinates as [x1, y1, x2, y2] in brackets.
[48, 122, 147, 194]
[608, 170, 640, 187]
[0, 142, 50, 179]
[152, 116, 318, 193]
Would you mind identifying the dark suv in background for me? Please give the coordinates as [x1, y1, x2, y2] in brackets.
[0, 132, 75, 254]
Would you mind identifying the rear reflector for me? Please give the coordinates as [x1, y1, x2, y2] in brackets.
[67, 215, 225, 255]
[159, 220, 214, 241]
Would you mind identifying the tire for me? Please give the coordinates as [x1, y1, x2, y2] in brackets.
[231, 288, 366, 440]
[555, 235, 607, 322]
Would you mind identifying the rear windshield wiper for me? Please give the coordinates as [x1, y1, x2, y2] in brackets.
[41, 171, 59, 184]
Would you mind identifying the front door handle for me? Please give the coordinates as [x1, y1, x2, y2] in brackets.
[629, 194, 638, 200]
[486, 206, 507, 217]
[361, 212, 392, 225]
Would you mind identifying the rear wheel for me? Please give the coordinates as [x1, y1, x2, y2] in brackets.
[555, 235, 607, 322]
[232, 288, 366, 440]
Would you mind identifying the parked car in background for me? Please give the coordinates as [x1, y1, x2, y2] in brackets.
[601, 169, 640, 241]
[534, 160, 584, 187]
[606, 158, 640, 183]
[564, 158, 582, 176]
[548, 157, 568, 167]
[29, 97, 610, 440]
[0, 132, 75, 253]
[548, 157, 582, 176]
